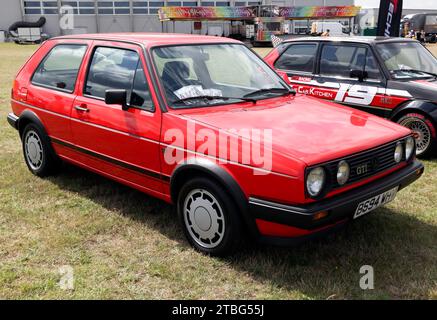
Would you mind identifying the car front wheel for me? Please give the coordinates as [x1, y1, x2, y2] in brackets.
[397, 113, 436, 157]
[177, 177, 243, 256]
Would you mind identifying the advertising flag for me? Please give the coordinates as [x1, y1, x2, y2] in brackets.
[376, 0, 403, 37]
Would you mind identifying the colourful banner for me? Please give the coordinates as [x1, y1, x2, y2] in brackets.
[158, 6, 256, 21]
[158, 6, 361, 21]
[279, 6, 361, 19]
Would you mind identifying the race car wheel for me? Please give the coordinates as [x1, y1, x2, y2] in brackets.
[397, 113, 436, 157]
[177, 177, 243, 256]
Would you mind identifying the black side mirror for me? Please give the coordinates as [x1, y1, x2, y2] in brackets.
[105, 89, 128, 110]
[350, 69, 368, 82]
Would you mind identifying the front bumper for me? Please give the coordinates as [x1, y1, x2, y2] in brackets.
[7, 113, 19, 130]
[250, 160, 424, 244]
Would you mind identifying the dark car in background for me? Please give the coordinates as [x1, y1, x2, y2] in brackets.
[265, 37, 437, 157]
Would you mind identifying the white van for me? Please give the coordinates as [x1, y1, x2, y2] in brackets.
[311, 21, 347, 37]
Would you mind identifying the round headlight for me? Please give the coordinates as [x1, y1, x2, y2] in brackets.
[306, 167, 326, 197]
[394, 142, 403, 163]
[337, 160, 350, 185]
[405, 136, 415, 160]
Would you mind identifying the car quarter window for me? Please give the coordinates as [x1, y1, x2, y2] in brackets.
[85, 47, 139, 100]
[32, 44, 87, 92]
[274, 43, 317, 73]
[320, 44, 382, 81]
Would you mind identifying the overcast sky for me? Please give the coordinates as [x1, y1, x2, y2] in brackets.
[355, 0, 437, 9]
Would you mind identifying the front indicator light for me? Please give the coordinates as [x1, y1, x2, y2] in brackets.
[313, 211, 329, 221]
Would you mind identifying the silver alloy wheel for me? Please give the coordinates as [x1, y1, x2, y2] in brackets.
[399, 117, 431, 155]
[24, 130, 44, 171]
[183, 188, 225, 249]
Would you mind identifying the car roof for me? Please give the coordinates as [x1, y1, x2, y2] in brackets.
[282, 36, 419, 45]
[51, 32, 242, 47]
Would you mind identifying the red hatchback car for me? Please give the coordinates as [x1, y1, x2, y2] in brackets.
[8, 33, 424, 256]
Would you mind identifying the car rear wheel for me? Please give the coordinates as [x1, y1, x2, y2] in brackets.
[22, 123, 60, 176]
[177, 177, 243, 256]
[397, 113, 436, 157]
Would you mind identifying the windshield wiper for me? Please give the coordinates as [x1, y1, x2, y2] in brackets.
[243, 87, 295, 98]
[392, 69, 437, 78]
[171, 95, 256, 105]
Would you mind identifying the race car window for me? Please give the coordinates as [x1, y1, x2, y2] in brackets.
[376, 42, 437, 79]
[364, 50, 382, 80]
[274, 44, 317, 73]
[320, 44, 382, 81]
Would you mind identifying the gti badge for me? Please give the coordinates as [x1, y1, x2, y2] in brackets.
[356, 163, 368, 175]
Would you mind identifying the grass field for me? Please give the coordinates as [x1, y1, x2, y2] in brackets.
[0, 42, 436, 299]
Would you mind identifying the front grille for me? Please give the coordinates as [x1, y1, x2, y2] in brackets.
[324, 140, 402, 189]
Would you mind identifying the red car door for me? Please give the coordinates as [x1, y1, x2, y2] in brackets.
[70, 40, 165, 197]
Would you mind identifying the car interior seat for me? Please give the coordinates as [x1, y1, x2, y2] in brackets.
[162, 61, 191, 93]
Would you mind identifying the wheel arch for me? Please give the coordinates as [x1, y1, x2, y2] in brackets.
[170, 158, 259, 237]
[390, 100, 437, 126]
[17, 109, 46, 139]
[17, 109, 60, 162]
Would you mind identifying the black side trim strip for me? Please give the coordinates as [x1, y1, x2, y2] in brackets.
[51, 137, 170, 183]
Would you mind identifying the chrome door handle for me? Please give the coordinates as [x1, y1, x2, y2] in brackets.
[74, 105, 89, 112]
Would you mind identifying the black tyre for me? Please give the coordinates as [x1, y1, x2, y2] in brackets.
[21, 123, 60, 177]
[177, 177, 243, 256]
[397, 113, 436, 157]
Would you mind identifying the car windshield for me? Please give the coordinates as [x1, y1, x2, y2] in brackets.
[152, 44, 288, 108]
[376, 42, 437, 80]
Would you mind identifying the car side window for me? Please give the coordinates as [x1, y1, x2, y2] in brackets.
[274, 44, 317, 73]
[364, 50, 383, 80]
[32, 44, 87, 92]
[130, 64, 154, 110]
[320, 44, 382, 80]
[85, 47, 139, 99]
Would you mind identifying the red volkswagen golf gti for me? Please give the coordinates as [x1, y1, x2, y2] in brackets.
[8, 33, 424, 256]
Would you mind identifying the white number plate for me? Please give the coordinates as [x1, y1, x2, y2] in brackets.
[353, 186, 399, 219]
